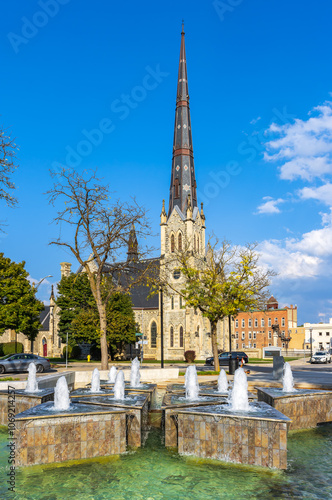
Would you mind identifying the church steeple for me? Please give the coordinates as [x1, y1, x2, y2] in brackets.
[127, 223, 138, 262]
[168, 23, 197, 217]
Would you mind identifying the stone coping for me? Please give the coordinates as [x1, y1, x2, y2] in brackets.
[161, 393, 227, 410]
[176, 401, 291, 423]
[15, 401, 126, 420]
[256, 387, 332, 400]
[74, 394, 148, 409]
[0, 388, 54, 398]
[70, 389, 115, 398]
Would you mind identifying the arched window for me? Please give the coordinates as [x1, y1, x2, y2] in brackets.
[178, 232, 182, 251]
[170, 327, 174, 347]
[197, 236, 200, 253]
[171, 296, 174, 309]
[179, 326, 184, 347]
[174, 178, 180, 198]
[179, 296, 183, 309]
[171, 234, 175, 253]
[151, 321, 157, 348]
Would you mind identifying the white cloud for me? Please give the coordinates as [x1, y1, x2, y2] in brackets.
[250, 116, 261, 125]
[256, 196, 284, 215]
[299, 183, 332, 206]
[264, 100, 332, 181]
[257, 209, 332, 279]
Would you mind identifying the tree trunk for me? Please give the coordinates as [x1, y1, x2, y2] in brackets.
[98, 303, 109, 370]
[211, 321, 220, 371]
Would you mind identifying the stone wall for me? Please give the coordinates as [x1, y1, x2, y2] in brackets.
[15, 411, 127, 466]
[177, 412, 288, 469]
[257, 389, 332, 430]
[0, 391, 54, 426]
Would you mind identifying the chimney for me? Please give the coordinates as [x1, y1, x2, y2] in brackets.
[60, 262, 72, 278]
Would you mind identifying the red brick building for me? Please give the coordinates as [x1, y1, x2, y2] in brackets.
[233, 296, 297, 351]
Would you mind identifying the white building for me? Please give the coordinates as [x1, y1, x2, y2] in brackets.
[304, 319, 332, 352]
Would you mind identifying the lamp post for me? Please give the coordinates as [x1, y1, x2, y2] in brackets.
[309, 327, 313, 362]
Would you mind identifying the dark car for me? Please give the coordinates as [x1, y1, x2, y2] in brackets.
[0, 353, 51, 374]
[205, 351, 249, 366]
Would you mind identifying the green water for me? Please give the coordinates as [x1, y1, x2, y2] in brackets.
[1, 425, 332, 500]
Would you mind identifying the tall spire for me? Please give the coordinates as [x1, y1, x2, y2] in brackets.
[127, 223, 138, 262]
[168, 24, 197, 217]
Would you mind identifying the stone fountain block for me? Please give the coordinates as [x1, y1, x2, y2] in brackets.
[175, 402, 291, 469]
[162, 393, 227, 448]
[256, 387, 332, 430]
[0, 389, 54, 426]
[14, 402, 127, 467]
[94, 382, 157, 409]
[75, 394, 149, 448]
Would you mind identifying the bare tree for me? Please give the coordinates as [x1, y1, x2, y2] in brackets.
[0, 126, 18, 228]
[158, 238, 274, 371]
[47, 167, 153, 369]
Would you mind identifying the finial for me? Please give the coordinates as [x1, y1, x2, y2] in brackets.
[181, 20, 185, 35]
[50, 284, 54, 299]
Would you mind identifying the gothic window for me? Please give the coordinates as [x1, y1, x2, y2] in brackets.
[179, 326, 184, 347]
[178, 232, 182, 251]
[179, 296, 183, 308]
[171, 296, 174, 309]
[171, 234, 175, 253]
[151, 321, 157, 348]
[170, 327, 174, 347]
[174, 178, 180, 198]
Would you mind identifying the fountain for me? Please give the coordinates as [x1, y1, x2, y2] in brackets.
[228, 367, 250, 411]
[130, 357, 141, 387]
[217, 369, 228, 393]
[185, 365, 199, 400]
[90, 368, 102, 392]
[257, 362, 332, 430]
[283, 362, 296, 392]
[54, 376, 71, 410]
[114, 370, 125, 400]
[25, 363, 40, 393]
[108, 366, 117, 383]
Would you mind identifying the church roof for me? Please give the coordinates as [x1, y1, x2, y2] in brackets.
[168, 24, 197, 218]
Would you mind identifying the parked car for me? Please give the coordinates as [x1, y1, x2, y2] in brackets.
[0, 353, 51, 374]
[310, 351, 331, 364]
[205, 351, 249, 366]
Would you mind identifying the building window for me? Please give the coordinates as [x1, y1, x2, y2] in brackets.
[235, 332, 239, 339]
[197, 236, 200, 253]
[235, 319, 238, 328]
[179, 296, 183, 308]
[248, 319, 252, 327]
[249, 332, 252, 339]
[253, 332, 256, 339]
[254, 319, 258, 328]
[242, 343, 245, 348]
[58, 337, 61, 348]
[151, 321, 157, 348]
[327, 332, 330, 336]
[319, 332, 322, 336]
[179, 326, 184, 347]
[171, 297, 174, 310]
[274, 317, 278, 324]
[173, 269, 180, 280]
[268, 331, 272, 339]
[268, 343, 272, 346]
[170, 327, 174, 348]
[253, 343, 256, 348]
[249, 342, 252, 348]
[194, 235, 196, 252]
[281, 317, 285, 327]
[236, 343, 239, 349]
[261, 318, 265, 327]
[241, 319, 245, 328]
[319, 342, 323, 349]
[171, 234, 175, 253]
[242, 332, 245, 340]
[174, 178, 179, 198]
[268, 318, 271, 327]
[178, 232, 182, 251]
[282, 343, 285, 348]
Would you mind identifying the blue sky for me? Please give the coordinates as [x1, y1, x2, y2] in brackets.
[1, 0, 332, 324]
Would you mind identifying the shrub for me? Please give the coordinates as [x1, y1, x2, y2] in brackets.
[2, 342, 24, 355]
[63, 344, 81, 359]
[184, 350, 196, 363]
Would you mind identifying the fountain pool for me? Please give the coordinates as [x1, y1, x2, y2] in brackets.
[1, 424, 331, 499]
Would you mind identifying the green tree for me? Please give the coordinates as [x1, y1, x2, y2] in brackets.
[162, 240, 274, 371]
[0, 253, 44, 349]
[57, 273, 136, 359]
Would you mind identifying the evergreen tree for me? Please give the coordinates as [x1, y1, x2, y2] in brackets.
[0, 253, 44, 344]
